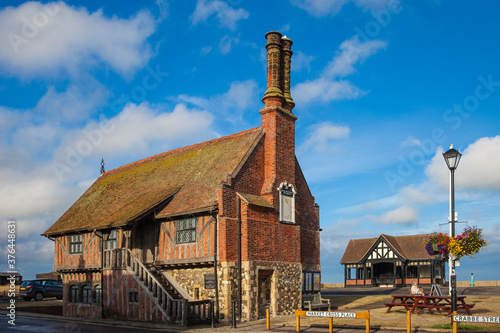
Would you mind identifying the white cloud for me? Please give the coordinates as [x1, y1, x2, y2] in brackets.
[401, 185, 434, 205]
[292, 36, 386, 105]
[373, 205, 419, 224]
[426, 136, 500, 191]
[201, 46, 213, 56]
[219, 34, 239, 54]
[54, 102, 216, 166]
[293, 78, 365, 104]
[324, 37, 387, 78]
[190, 0, 249, 30]
[291, 0, 395, 17]
[155, 0, 169, 20]
[298, 122, 350, 154]
[292, 50, 314, 72]
[177, 79, 259, 123]
[0, 2, 156, 78]
[36, 80, 109, 122]
[400, 136, 422, 147]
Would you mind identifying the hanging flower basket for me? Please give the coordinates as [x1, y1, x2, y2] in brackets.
[423, 232, 451, 257]
[448, 226, 488, 259]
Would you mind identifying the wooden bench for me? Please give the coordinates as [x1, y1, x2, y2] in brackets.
[302, 292, 330, 311]
[384, 295, 418, 312]
[385, 295, 475, 315]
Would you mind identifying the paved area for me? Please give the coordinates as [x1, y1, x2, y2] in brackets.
[322, 286, 500, 296]
[2, 287, 499, 332]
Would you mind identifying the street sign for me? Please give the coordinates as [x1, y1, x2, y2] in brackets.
[454, 315, 500, 323]
[306, 311, 356, 318]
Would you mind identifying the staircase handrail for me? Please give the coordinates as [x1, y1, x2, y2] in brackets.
[152, 267, 194, 301]
[125, 248, 177, 302]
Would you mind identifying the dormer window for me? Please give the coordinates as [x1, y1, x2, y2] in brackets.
[278, 182, 296, 224]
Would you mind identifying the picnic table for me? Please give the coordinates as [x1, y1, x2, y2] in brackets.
[384, 295, 475, 315]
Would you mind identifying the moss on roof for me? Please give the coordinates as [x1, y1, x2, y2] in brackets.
[43, 128, 263, 236]
[237, 192, 273, 208]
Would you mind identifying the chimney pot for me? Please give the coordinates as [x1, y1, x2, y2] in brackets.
[263, 31, 284, 102]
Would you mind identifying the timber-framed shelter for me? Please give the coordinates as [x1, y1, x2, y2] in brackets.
[340, 234, 446, 288]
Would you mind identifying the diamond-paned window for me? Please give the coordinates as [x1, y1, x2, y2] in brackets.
[176, 217, 197, 244]
[69, 234, 83, 254]
[106, 229, 117, 250]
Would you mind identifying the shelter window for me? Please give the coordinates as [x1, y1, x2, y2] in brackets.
[347, 267, 355, 279]
[396, 266, 402, 278]
[176, 218, 197, 244]
[106, 229, 117, 250]
[302, 272, 320, 292]
[69, 234, 83, 254]
[357, 268, 363, 280]
[408, 266, 418, 278]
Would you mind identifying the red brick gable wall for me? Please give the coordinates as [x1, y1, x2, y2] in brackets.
[295, 159, 320, 267]
[217, 128, 319, 266]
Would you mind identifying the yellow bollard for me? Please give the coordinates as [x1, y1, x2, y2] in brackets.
[407, 311, 411, 333]
[366, 310, 370, 333]
[266, 308, 270, 330]
[453, 311, 457, 333]
[329, 317, 333, 333]
[296, 314, 300, 332]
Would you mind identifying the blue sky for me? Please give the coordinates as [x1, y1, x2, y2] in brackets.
[0, 0, 499, 284]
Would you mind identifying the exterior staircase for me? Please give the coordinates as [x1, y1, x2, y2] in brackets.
[104, 248, 211, 326]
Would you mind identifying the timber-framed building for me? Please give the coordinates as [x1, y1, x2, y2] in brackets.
[340, 234, 445, 288]
[42, 31, 321, 325]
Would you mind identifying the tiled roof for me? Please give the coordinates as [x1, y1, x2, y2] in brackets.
[340, 234, 434, 263]
[43, 128, 264, 236]
[236, 192, 273, 208]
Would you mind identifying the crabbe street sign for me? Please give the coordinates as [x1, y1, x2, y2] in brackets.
[306, 311, 356, 318]
[454, 315, 500, 323]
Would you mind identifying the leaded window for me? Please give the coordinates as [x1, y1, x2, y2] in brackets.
[95, 285, 102, 304]
[129, 291, 139, 303]
[69, 234, 83, 254]
[70, 285, 79, 302]
[82, 285, 91, 304]
[106, 229, 117, 250]
[176, 218, 196, 244]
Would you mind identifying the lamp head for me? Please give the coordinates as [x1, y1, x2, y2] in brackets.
[443, 144, 461, 170]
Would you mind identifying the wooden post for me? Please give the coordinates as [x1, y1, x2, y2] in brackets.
[182, 298, 189, 327]
[453, 311, 457, 333]
[407, 311, 411, 333]
[266, 308, 270, 330]
[296, 314, 300, 332]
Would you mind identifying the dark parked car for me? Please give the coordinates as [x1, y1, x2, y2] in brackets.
[19, 279, 63, 301]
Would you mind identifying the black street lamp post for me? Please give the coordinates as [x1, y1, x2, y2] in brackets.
[443, 144, 461, 315]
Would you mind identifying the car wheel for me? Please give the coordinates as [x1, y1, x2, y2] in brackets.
[34, 292, 44, 301]
[23, 297, 32, 301]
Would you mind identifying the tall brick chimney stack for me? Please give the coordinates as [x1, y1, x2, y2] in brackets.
[281, 36, 295, 111]
[260, 31, 297, 203]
